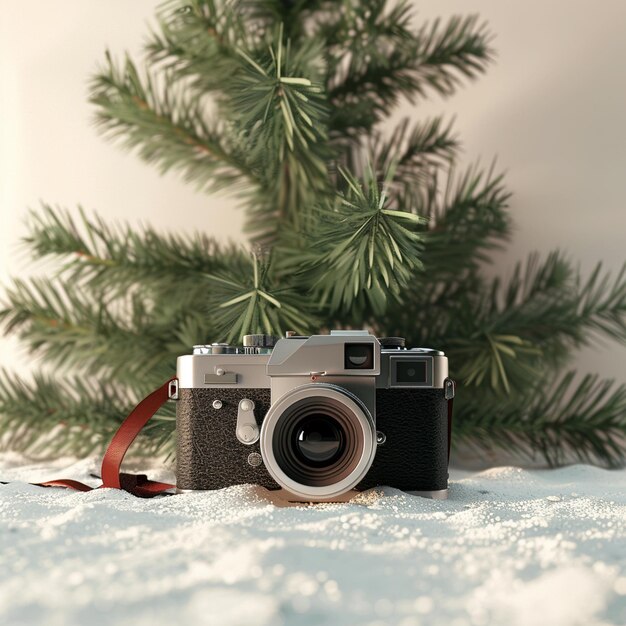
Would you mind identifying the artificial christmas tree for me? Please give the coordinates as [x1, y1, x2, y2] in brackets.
[1, 0, 624, 465]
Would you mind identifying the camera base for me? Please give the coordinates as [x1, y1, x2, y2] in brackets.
[175, 486, 449, 502]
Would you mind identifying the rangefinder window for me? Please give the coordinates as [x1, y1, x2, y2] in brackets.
[397, 360, 427, 383]
[344, 343, 374, 370]
[390, 356, 432, 387]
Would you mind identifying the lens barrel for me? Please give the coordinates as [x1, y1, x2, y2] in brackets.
[259, 384, 376, 500]
[273, 399, 361, 487]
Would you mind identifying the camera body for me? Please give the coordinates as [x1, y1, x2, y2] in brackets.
[175, 331, 454, 501]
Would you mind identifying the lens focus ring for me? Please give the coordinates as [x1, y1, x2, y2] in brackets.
[259, 384, 377, 500]
[273, 399, 360, 487]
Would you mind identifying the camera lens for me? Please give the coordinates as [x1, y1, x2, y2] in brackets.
[294, 415, 345, 466]
[260, 384, 377, 499]
[273, 399, 359, 487]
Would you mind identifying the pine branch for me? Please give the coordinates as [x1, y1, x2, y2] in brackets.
[323, 0, 419, 135]
[455, 372, 626, 467]
[0, 279, 181, 387]
[229, 31, 328, 157]
[147, 0, 250, 92]
[418, 164, 512, 275]
[230, 29, 333, 240]
[450, 256, 626, 393]
[148, 5, 334, 240]
[372, 117, 459, 177]
[15, 206, 321, 354]
[380, 253, 626, 396]
[239, 0, 331, 39]
[23, 204, 236, 304]
[90, 53, 257, 193]
[449, 333, 542, 395]
[373, 165, 511, 335]
[323, 0, 415, 76]
[502, 251, 573, 308]
[413, 15, 494, 97]
[2, 0, 622, 468]
[204, 252, 316, 342]
[326, 10, 493, 135]
[0, 371, 175, 458]
[281, 164, 425, 318]
[485, 256, 626, 364]
[575, 262, 626, 343]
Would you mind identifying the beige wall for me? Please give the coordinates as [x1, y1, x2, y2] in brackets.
[1, 1, 625, 380]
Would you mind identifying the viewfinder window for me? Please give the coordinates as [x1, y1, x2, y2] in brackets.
[344, 343, 374, 370]
[396, 360, 427, 383]
[394, 359, 429, 385]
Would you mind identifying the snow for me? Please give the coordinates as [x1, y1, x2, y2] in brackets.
[1, 453, 625, 626]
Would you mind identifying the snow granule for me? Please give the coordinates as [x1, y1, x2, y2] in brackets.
[0, 454, 624, 626]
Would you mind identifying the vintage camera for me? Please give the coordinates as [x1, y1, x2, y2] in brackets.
[175, 331, 455, 501]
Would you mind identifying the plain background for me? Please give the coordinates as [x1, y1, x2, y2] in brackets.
[1, 1, 625, 381]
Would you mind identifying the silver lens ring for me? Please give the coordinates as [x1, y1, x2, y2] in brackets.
[259, 384, 377, 500]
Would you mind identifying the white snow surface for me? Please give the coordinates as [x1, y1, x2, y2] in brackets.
[0, 454, 625, 626]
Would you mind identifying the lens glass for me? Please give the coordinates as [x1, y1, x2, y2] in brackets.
[272, 396, 365, 487]
[294, 415, 345, 466]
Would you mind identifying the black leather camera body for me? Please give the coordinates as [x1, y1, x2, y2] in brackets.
[175, 331, 454, 501]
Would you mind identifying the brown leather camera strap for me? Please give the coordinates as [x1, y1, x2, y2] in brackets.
[4, 379, 456, 497]
[30, 378, 176, 498]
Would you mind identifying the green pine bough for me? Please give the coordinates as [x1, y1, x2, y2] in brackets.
[1, 0, 625, 465]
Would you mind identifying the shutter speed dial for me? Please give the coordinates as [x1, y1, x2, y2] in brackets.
[379, 337, 406, 349]
[243, 334, 278, 354]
